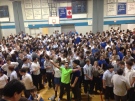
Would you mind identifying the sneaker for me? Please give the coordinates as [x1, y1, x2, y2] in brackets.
[58, 98, 60, 101]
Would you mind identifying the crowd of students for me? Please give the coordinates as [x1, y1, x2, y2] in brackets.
[0, 28, 135, 101]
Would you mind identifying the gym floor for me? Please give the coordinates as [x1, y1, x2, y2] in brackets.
[40, 85, 102, 101]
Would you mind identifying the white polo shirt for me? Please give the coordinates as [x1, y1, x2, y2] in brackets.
[10, 71, 18, 81]
[1, 62, 19, 77]
[22, 73, 33, 90]
[83, 64, 93, 80]
[112, 74, 130, 96]
[53, 67, 61, 78]
[124, 67, 135, 87]
[103, 70, 115, 87]
[31, 62, 40, 75]
[0, 74, 8, 89]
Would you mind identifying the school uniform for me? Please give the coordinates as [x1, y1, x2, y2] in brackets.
[0, 74, 8, 98]
[112, 74, 130, 101]
[44, 61, 54, 88]
[22, 73, 33, 98]
[1, 62, 19, 78]
[83, 64, 94, 94]
[53, 67, 61, 85]
[31, 62, 42, 90]
[103, 70, 115, 100]
[10, 70, 17, 81]
[124, 68, 135, 101]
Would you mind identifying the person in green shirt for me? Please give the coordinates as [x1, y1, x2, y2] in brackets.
[50, 60, 80, 101]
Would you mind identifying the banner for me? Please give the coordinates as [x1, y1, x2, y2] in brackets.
[127, 3, 135, 15]
[33, 9, 41, 19]
[25, 9, 34, 19]
[42, 8, 49, 19]
[107, 0, 116, 3]
[107, 4, 116, 16]
[58, 7, 72, 18]
[118, 0, 127, 2]
[117, 3, 126, 15]
[59, 7, 67, 18]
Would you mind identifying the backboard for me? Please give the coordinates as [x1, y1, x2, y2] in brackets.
[48, 16, 60, 25]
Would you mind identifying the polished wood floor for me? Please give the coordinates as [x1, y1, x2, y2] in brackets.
[39, 84, 104, 101]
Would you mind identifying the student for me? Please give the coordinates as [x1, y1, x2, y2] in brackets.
[0, 68, 8, 98]
[92, 61, 101, 94]
[44, 55, 54, 89]
[103, 64, 115, 101]
[20, 68, 34, 98]
[53, 58, 61, 99]
[1, 58, 18, 79]
[31, 57, 42, 90]
[50, 60, 80, 101]
[28, 87, 44, 101]
[124, 60, 135, 101]
[112, 69, 130, 101]
[9, 65, 18, 81]
[22, 58, 31, 73]
[83, 59, 94, 95]
[71, 60, 81, 101]
[0, 79, 25, 101]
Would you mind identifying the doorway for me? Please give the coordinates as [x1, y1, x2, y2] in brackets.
[30, 28, 40, 37]
[61, 24, 75, 34]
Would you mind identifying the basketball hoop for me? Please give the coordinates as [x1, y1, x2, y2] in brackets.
[49, 16, 59, 26]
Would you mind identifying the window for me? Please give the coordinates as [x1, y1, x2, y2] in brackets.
[72, 0, 87, 14]
[0, 6, 9, 18]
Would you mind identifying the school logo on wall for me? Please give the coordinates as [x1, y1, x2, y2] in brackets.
[58, 7, 72, 18]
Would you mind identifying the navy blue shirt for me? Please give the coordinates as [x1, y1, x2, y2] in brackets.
[74, 37, 81, 45]
[118, 51, 124, 60]
[98, 60, 107, 67]
[92, 48, 99, 55]
[40, 58, 45, 69]
[71, 70, 80, 84]
[101, 42, 106, 49]
[116, 46, 120, 52]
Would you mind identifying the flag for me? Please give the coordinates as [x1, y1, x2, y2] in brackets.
[66, 7, 72, 18]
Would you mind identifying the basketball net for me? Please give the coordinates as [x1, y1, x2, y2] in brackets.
[52, 22, 55, 26]
[52, 19, 56, 26]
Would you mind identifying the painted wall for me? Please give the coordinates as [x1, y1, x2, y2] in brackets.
[21, 0, 93, 35]
[103, 0, 135, 31]
[0, 0, 16, 38]
[0, 0, 92, 36]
